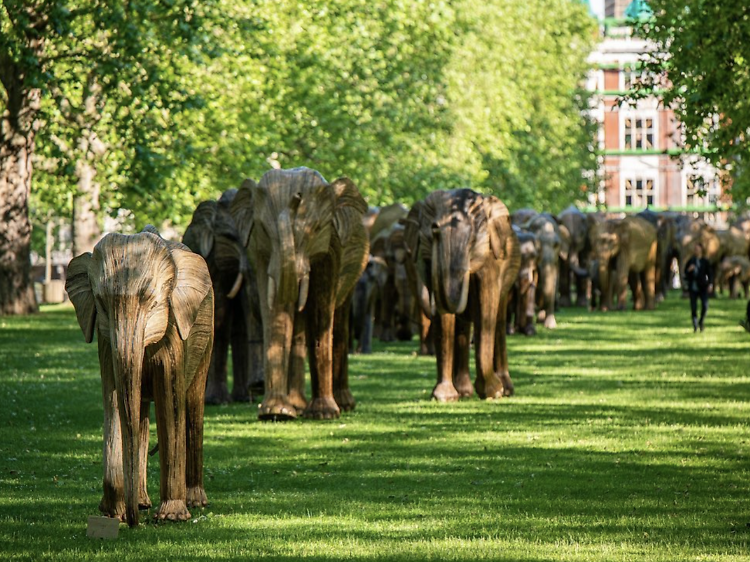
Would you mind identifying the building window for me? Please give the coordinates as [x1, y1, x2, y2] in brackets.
[686, 176, 719, 207]
[623, 117, 655, 150]
[624, 178, 655, 208]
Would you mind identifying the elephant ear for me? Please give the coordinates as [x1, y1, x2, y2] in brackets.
[230, 180, 257, 247]
[170, 249, 213, 340]
[330, 177, 370, 303]
[66, 253, 96, 343]
[483, 195, 512, 260]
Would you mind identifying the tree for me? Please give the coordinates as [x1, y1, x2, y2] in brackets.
[633, 1, 750, 202]
[0, 0, 214, 314]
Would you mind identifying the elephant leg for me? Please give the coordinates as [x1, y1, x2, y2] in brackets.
[137, 398, 151, 510]
[360, 302, 374, 354]
[644, 266, 656, 310]
[524, 284, 537, 336]
[432, 312, 459, 401]
[333, 293, 356, 412]
[247, 290, 265, 397]
[204, 325, 231, 405]
[230, 304, 251, 403]
[473, 274, 505, 399]
[379, 279, 396, 342]
[575, 274, 589, 308]
[630, 271, 643, 310]
[257, 267, 297, 421]
[493, 293, 514, 397]
[97, 337, 126, 520]
[453, 314, 473, 398]
[288, 312, 308, 413]
[186, 318, 212, 510]
[419, 310, 434, 356]
[303, 259, 340, 420]
[152, 361, 190, 522]
[558, 261, 571, 307]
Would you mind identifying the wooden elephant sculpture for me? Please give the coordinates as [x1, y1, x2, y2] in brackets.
[65, 228, 214, 527]
[716, 255, 750, 299]
[182, 189, 264, 404]
[593, 216, 657, 311]
[507, 226, 538, 336]
[404, 189, 520, 402]
[527, 213, 563, 328]
[557, 205, 591, 307]
[231, 167, 369, 420]
[676, 218, 720, 294]
[351, 255, 389, 353]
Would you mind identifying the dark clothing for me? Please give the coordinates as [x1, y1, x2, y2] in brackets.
[684, 256, 713, 330]
[684, 256, 713, 292]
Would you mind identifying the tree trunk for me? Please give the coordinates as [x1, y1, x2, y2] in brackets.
[72, 157, 101, 256]
[0, 83, 41, 315]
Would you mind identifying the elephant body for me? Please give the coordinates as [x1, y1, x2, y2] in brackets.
[527, 213, 563, 329]
[507, 227, 538, 336]
[231, 167, 369, 420]
[182, 189, 264, 404]
[557, 205, 590, 308]
[717, 226, 749, 262]
[66, 228, 214, 527]
[594, 216, 658, 310]
[717, 255, 750, 299]
[405, 189, 520, 402]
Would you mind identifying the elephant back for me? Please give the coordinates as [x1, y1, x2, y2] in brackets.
[621, 215, 657, 250]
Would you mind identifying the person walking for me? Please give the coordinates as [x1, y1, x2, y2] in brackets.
[684, 243, 713, 332]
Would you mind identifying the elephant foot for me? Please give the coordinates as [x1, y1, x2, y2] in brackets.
[302, 396, 341, 420]
[431, 381, 459, 402]
[288, 388, 308, 413]
[186, 486, 208, 508]
[139, 493, 152, 511]
[334, 388, 356, 412]
[396, 325, 413, 341]
[575, 296, 588, 307]
[544, 315, 557, 329]
[506, 324, 516, 335]
[258, 394, 298, 421]
[499, 372, 514, 396]
[537, 310, 547, 322]
[418, 345, 434, 356]
[154, 499, 191, 522]
[99, 498, 126, 522]
[475, 373, 506, 400]
[523, 324, 536, 336]
[558, 296, 571, 307]
[454, 375, 474, 398]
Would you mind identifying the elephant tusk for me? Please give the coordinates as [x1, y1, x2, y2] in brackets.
[297, 274, 310, 312]
[455, 270, 471, 315]
[228, 272, 244, 299]
[267, 276, 276, 310]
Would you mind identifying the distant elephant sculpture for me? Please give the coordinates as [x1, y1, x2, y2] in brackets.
[676, 219, 720, 294]
[636, 208, 678, 301]
[351, 255, 388, 353]
[557, 205, 591, 307]
[716, 226, 749, 262]
[527, 213, 563, 328]
[593, 216, 657, 310]
[65, 227, 213, 527]
[507, 226, 538, 336]
[231, 167, 369, 420]
[404, 189, 520, 401]
[511, 208, 538, 227]
[716, 255, 750, 299]
[182, 189, 264, 404]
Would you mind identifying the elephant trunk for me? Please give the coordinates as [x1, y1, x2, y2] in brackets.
[110, 307, 146, 528]
[431, 236, 470, 315]
[539, 262, 557, 311]
[569, 252, 589, 278]
[268, 209, 300, 310]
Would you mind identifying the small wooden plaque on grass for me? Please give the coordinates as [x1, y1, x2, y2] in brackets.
[86, 516, 120, 539]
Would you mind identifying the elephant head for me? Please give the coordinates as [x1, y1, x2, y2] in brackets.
[418, 189, 512, 316]
[65, 228, 212, 527]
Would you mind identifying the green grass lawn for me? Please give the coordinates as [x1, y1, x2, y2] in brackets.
[1, 293, 749, 561]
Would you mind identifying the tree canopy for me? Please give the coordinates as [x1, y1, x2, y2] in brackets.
[633, 1, 750, 202]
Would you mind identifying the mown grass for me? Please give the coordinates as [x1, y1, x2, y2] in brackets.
[1, 293, 749, 561]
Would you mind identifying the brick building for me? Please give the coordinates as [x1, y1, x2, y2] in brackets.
[586, 0, 724, 222]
